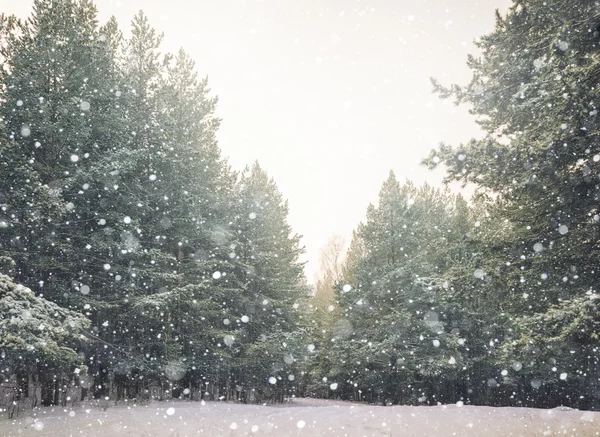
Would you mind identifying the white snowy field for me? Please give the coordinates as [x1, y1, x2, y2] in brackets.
[0, 398, 599, 437]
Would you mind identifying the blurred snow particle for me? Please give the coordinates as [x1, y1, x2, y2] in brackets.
[297, 420, 306, 429]
[123, 216, 131, 224]
[159, 217, 172, 229]
[80, 101, 90, 111]
[166, 407, 175, 416]
[512, 361, 523, 371]
[330, 33, 342, 45]
[79, 374, 93, 388]
[149, 174, 157, 181]
[241, 315, 250, 323]
[230, 422, 238, 430]
[307, 344, 315, 353]
[432, 339, 440, 348]
[474, 268, 485, 279]
[533, 242, 544, 252]
[342, 284, 352, 293]
[33, 421, 44, 431]
[424, 311, 442, 333]
[329, 382, 338, 390]
[448, 356, 456, 365]
[557, 40, 568, 51]
[268, 376, 277, 384]
[165, 361, 186, 381]
[80, 285, 90, 295]
[70, 154, 79, 162]
[212, 271, 222, 279]
[224, 335, 235, 346]
[21, 125, 31, 137]
[558, 224, 568, 235]
[560, 372, 567, 380]
[283, 354, 294, 365]
[248, 212, 257, 219]
[103, 263, 111, 271]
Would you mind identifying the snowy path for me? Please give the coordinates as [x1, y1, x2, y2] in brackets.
[0, 398, 598, 436]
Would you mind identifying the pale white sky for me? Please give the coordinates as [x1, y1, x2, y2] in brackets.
[1, 0, 511, 282]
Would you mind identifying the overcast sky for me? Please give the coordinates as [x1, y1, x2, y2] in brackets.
[0, 0, 511, 281]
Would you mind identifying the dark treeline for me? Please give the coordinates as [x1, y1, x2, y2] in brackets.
[2, 0, 600, 414]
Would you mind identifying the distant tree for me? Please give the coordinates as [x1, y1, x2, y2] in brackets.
[308, 173, 477, 404]
[313, 234, 345, 311]
[224, 162, 309, 402]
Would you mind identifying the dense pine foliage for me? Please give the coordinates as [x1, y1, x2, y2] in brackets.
[309, 0, 600, 410]
[0, 0, 308, 406]
[2, 0, 600, 412]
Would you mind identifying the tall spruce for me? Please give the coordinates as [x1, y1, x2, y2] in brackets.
[425, 0, 600, 408]
[0, 0, 312, 404]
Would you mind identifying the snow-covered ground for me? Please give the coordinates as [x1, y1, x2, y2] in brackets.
[0, 398, 598, 437]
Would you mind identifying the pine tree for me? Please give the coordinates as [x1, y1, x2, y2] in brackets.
[0, 0, 310, 405]
[425, 0, 600, 408]
[223, 163, 308, 401]
[0, 274, 89, 407]
[314, 173, 474, 405]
